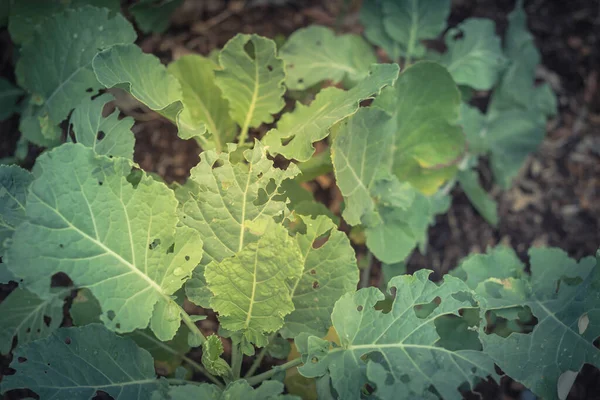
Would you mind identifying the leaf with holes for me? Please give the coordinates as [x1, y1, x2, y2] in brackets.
[180, 141, 299, 308]
[296, 270, 496, 400]
[205, 220, 303, 349]
[0, 324, 167, 399]
[69, 93, 135, 160]
[280, 26, 377, 90]
[15, 6, 136, 140]
[5, 143, 203, 341]
[214, 34, 286, 139]
[262, 63, 399, 162]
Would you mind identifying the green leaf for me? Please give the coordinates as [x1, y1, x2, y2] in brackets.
[0, 78, 23, 120]
[450, 246, 524, 289]
[1, 324, 166, 399]
[262, 63, 399, 162]
[7, 0, 121, 45]
[281, 215, 358, 338]
[205, 221, 303, 348]
[15, 6, 136, 138]
[69, 93, 135, 160]
[168, 54, 237, 149]
[215, 34, 286, 138]
[0, 287, 70, 355]
[440, 18, 506, 90]
[382, 0, 451, 61]
[457, 168, 498, 226]
[360, 0, 401, 60]
[180, 141, 299, 307]
[18, 99, 62, 147]
[372, 61, 465, 193]
[297, 270, 496, 399]
[130, 0, 183, 34]
[469, 248, 599, 400]
[157, 380, 299, 400]
[155, 384, 221, 400]
[202, 335, 231, 378]
[280, 26, 377, 90]
[6, 143, 203, 340]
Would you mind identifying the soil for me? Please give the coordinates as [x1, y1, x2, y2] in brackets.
[0, 0, 599, 399]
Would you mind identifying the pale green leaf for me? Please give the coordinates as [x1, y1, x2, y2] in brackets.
[6, 143, 203, 340]
[168, 54, 237, 149]
[15, 6, 136, 136]
[69, 93, 135, 160]
[130, 0, 183, 34]
[360, 0, 401, 60]
[8, 0, 121, 45]
[0, 78, 23, 120]
[440, 18, 506, 90]
[0, 287, 70, 354]
[205, 221, 303, 348]
[280, 26, 377, 90]
[202, 335, 231, 377]
[382, 0, 451, 61]
[0, 324, 166, 399]
[450, 246, 524, 289]
[297, 270, 496, 400]
[215, 34, 286, 136]
[262, 63, 399, 162]
[281, 215, 358, 338]
[457, 168, 498, 226]
[180, 141, 299, 307]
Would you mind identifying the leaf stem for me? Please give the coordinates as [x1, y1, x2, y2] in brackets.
[245, 357, 303, 386]
[181, 354, 225, 388]
[244, 332, 276, 378]
[179, 306, 207, 346]
[360, 250, 374, 288]
[231, 343, 243, 380]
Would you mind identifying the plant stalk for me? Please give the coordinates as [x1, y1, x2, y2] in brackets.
[181, 355, 225, 388]
[245, 357, 303, 386]
[179, 306, 207, 345]
[244, 332, 277, 378]
[231, 343, 243, 380]
[360, 250, 374, 288]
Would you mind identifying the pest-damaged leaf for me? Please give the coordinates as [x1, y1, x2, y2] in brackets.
[0, 287, 70, 355]
[296, 270, 496, 400]
[360, 0, 401, 60]
[201, 335, 231, 377]
[0, 324, 166, 399]
[180, 141, 299, 307]
[5, 144, 203, 341]
[168, 55, 237, 150]
[280, 26, 377, 90]
[439, 18, 506, 90]
[262, 63, 399, 162]
[215, 34, 286, 138]
[69, 93, 135, 160]
[205, 221, 304, 349]
[130, 0, 183, 34]
[16, 6, 136, 143]
[281, 215, 358, 339]
[0, 78, 23, 120]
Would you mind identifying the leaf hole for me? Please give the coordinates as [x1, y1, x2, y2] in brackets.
[185, 255, 190, 261]
[312, 229, 331, 249]
[98, 181, 103, 186]
[115, 323, 121, 329]
[149, 239, 161, 250]
[59, 244, 64, 248]
[166, 243, 175, 254]
[106, 310, 116, 321]
[212, 159, 225, 169]
[280, 135, 294, 146]
[357, 305, 363, 312]
[243, 40, 256, 60]
[311, 356, 318, 363]
[413, 296, 441, 319]
[316, 40, 322, 46]
[96, 131, 106, 141]
[267, 65, 273, 71]
[310, 269, 316, 275]
[43, 316, 52, 327]
[400, 374, 410, 383]
[312, 281, 319, 289]
[288, 63, 294, 69]
[297, 78, 304, 84]
[26, 328, 31, 333]
[17, 357, 27, 363]
[64, 337, 72, 345]
[86, 88, 93, 93]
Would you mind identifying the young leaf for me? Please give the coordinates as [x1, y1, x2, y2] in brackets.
[471, 248, 599, 400]
[180, 141, 299, 307]
[205, 221, 303, 348]
[457, 168, 499, 226]
[69, 93, 135, 160]
[0, 324, 166, 399]
[5, 144, 203, 340]
[202, 335, 231, 378]
[0, 78, 23, 120]
[360, 0, 401, 60]
[215, 34, 286, 140]
[262, 63, 399, 162]
[0, 287, 70, 355]
[15, 6, 136, 139]
[168, 55, 237, 149]
[382, 0, 451, 61]
[439, 18, 506, 90]
[280, 26, 377, 90]
[280, 215, 358, 339]
[130, 0, 183, 34]
[297, 271, 496, 399]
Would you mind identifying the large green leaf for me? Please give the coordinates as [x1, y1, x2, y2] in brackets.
[471, 248, 599, 400]
[0, 78, 23, 120]
[280, 26, 377, 90]
[1, 324, 166, 399]
[168, 55, 237, 149]
[0, 287, 70, 354]
[205, 221, 303, 348]
[360, 0, 401, 60]
[214, 34, 286, 138]
[180, 141, 299, 307]
[15, 6, 136, 141]
[280, 215, 358, 338]
[130, 0, 183, 34]
[69, 93, 135, 160]
[156, 380, 300, 400]
[382, 0, 451, 61]
[439, 18, 506, 90]
[297, 270, 496, 400]
[5, 144, 203, 340]
[262, 63, 399, 162]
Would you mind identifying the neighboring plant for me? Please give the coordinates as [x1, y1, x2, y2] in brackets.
[0, 2, 596, 400]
